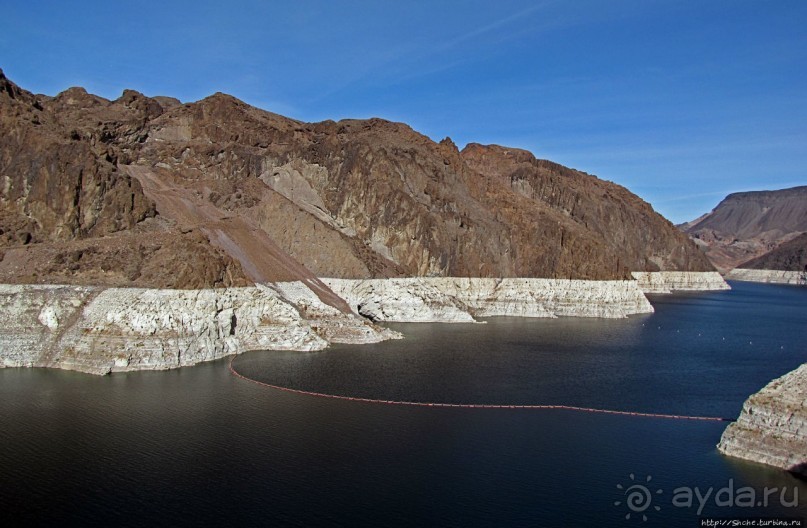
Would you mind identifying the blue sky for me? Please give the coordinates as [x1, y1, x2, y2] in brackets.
[2, 1, 805, 223]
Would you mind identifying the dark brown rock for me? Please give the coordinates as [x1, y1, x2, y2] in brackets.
[0, 70, 249, 289]
[683, 187, 807, 270]
[738, 232, 807, 271]
[0, 69, 713, 290]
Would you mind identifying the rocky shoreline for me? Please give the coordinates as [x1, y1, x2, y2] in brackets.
[631, 271, 731, 293]
[0, 272, 730, 375]
[0, 283, 398, 375]
[724, 269, 807, 286]
[718, 363, 807, 475]
[322, 277, 656, 322]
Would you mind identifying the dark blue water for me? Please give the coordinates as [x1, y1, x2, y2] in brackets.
[1, 281, 805, 527]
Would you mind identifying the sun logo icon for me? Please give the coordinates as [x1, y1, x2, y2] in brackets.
[614, 473, 663, 522]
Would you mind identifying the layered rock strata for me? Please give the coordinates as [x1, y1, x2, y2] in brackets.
[1, 271, 733, 374]
[724, 269, 807, 286]
[718, 363, 807, 475]
[631, 271, 730, 293]
[321, 277, 655, 322]
[0, 283, 397, 375]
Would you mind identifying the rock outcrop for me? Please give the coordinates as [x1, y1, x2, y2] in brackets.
[460, 144, 713, 276]
[0, 69, 252, 290]
[718, 363, 807, 475]
[736, 232, 807, 273]
[1, 69, 713, 289]
[631, 271, 730, 293]
[322, 278, 655, 322]
[724, 269, 807, 286]
[0, 283, 398, 375]
[682, 187, 807, 271]
[0, 271, 732, 374]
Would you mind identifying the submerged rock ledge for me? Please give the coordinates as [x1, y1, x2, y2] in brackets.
[718, 363, 807, 475]
[0, 272, 728, 375]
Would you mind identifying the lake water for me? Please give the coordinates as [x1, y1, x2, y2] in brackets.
[1, 281, 805, 527]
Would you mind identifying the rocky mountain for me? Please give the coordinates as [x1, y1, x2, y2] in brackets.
[682, 187, 807, 271]
[737, 232, 807, 272]
[0, 68, 712, 294]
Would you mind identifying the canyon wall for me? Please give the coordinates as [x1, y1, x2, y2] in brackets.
[1, 69, 713, 291]
[718, 363, 807, 475]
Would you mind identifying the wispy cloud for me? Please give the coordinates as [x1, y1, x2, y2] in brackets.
[433, 2, 554, 53]
[309, 3, 555, 104]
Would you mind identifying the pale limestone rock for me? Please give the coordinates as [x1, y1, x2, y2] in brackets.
[631, 271, 730, 293]
[437, 278, 653, 318]
[1, 274, 717, 376]
[322, 278, 476, 322]
[0, 285, 96, 369]
[323, 277, 654, 322]
[0, 284, 394, 375]
[271, 281, 402, 343]
[37, 305, 60, 330]
[725, 269, 807, 286]
[718, 363, 807, 474]
[258, 160, 357, 237]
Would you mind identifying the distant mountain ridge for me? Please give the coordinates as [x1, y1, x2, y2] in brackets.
[0, 68, 712, 291]
[683, 186, 807, 271]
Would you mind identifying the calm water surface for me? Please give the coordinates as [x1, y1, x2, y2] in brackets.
[1, 281, 805, 527]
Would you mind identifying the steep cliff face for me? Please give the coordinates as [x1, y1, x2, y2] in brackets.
[718, 363, 807, 475]
[461, 145, 714, 276]
[0, 80, 156, 244]
[0, 69, 251, 288]
[1, 70, 712, 285]
[683, 187, 807, 271]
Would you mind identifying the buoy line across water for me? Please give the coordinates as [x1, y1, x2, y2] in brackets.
[229, 357, 734, 422]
